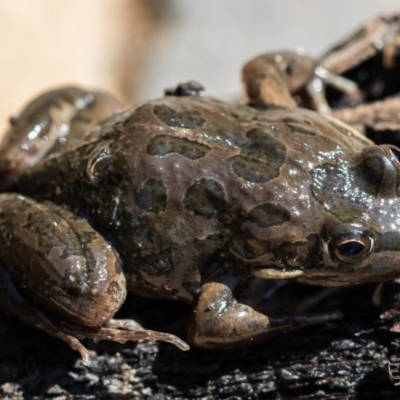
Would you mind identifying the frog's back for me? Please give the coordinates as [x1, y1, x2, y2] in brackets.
[19, 96, 370, 302]
[113, 96, 368, 221]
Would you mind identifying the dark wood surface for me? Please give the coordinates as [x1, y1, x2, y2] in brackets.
[2, 283, 400, 399]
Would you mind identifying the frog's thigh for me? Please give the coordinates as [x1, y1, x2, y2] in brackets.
[188, 278, 341, 349]
[0, 192, 127, 325]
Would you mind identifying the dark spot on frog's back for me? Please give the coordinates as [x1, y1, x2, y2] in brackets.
[230, 128, 286, 183]
[355, 154, 386, 196]
[135, 178, 167, 214]
[248, 203, 291, 228]
[325, 202, 365, 223]
[147, 135, 211, 160]
[183, 178, 227, 218]
[154, 104, 206, 129]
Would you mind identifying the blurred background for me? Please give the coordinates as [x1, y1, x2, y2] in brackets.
[0, 0, 399, 135]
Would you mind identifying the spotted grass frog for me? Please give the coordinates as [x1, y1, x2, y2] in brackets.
[1, 57, 400, 365]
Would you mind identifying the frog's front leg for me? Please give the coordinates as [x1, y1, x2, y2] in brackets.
[242, 51, 361, 113]
[0, 87, 121, 190]
[0, 193, 188, 364]
[188, 270, 341, 349]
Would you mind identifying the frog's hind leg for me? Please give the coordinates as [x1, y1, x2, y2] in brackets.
[0, 193, 188, 365]
[188, 272, 342, 349]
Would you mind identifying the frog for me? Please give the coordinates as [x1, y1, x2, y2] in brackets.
[244, 13, 400, 114]
[242, 50, 361, 113]
[1, 55, 400, 366]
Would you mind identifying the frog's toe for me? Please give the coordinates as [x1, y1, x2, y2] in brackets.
[91, 320, 190, 351]
[55, 332, 92, 366]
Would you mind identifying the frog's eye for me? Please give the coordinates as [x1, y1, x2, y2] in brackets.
[328, 231, 373, 263]
[284, 61, 295, 76]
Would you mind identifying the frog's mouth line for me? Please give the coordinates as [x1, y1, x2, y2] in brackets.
[251, 266, 304, 279]
[251, 266, 359, 284]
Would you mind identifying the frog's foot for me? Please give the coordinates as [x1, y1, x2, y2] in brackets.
[55, 319, 189, 365]
[188, 277, 342, 349]
[90, 318, 190, 351]
[307, 66, 361, 113]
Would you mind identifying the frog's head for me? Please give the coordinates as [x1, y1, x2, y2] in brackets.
[246, 143, 400, 286]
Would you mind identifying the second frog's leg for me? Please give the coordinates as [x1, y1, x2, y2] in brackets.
[306, 66, 361, 113]
[188, 270, 341, 349]
[0, 87, 121, 190]
[242, 52, 361, 113]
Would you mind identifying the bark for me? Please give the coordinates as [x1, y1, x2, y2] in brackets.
[1, 284, 400, 399]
